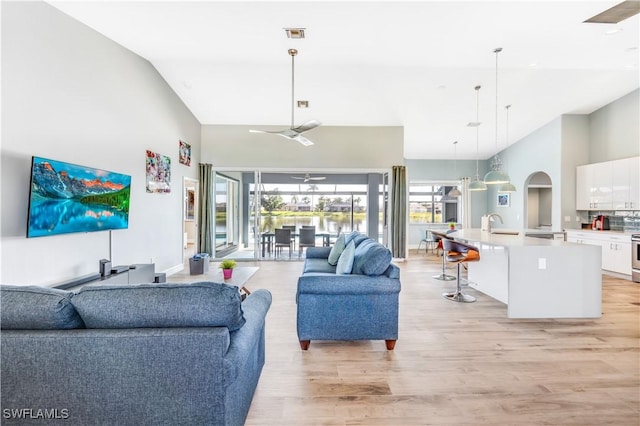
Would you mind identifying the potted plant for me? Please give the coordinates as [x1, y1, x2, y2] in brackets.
[449, 222, 456, 231]
[220, 259, 236, 279]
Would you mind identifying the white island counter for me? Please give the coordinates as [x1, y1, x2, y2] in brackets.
[449, 229, 602, 319]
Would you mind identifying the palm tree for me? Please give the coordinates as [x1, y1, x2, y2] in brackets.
[307, 184, 318, 211]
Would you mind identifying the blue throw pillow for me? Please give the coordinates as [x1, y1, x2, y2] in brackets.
[328, 234, 346, 266]
[0, 285, 84, 330]
[336, 241, 356, 275]
[71, 282, 245, 331]
[344, 231, 360, 245]
[357, 244, 393, 276]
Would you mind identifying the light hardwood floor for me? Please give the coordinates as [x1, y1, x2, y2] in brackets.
[176, 252, 640, 425]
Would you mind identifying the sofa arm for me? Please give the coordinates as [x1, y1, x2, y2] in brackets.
[223, 289, 272, 382]
[297, 274, 401, 297]
[305, 247, 332, 259]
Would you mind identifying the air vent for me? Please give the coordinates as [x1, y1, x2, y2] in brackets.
[284, 28, 306, 39]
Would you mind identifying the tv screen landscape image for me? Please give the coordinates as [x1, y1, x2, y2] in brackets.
[27, 156, 131, 238]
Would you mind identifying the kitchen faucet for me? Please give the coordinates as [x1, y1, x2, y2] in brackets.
[486, 213, 503, 233]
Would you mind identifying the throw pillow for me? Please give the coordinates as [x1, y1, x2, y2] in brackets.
[336, 241, 356, 275]
[344, 231, 360, 245]
[328, 234, 346, 266]
[0, 285, 84, 330]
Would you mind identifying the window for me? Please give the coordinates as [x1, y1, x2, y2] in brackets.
[409, 182, 459, 224]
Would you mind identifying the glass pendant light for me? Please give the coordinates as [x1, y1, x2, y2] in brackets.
[499, 104, 517, 192]
[484, 47, 511, 185]
[469, 85, 487, 191]
[448, 141, 462, 197]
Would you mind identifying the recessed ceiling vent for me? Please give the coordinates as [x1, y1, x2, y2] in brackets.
[584, 0, 640, 24]
[284, 28, 306, 39]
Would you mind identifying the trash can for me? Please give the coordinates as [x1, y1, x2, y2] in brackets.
[189, 253, 210, 275]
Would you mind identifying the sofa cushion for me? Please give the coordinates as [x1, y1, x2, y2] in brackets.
[336, 241, 356, 275]
[352, 239, 393, 276]
[0, 285, 84, 330]
[71, 282, 245, 331]
[304, 258, 337, 274]
[327, 234, 346, 266]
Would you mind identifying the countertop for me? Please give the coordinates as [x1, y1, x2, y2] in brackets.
[449, 229, 566, 247]
[564, 228, 636, 236]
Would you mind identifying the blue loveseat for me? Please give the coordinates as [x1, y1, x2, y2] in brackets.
[0, 282, 271, 426]
[296, 233, 401, 350]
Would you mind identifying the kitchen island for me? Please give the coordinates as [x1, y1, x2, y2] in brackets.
[449, 229, 601, 319]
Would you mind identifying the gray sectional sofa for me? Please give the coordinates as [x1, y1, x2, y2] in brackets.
[0, 282, 271, 426]
[297, 232, 401, 350]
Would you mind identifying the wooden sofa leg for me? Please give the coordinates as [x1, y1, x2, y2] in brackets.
[299, 340, 310, 350]
[385, 340, 396, 350]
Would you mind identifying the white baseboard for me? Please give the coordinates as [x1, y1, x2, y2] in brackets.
[163, 263, 185, 277]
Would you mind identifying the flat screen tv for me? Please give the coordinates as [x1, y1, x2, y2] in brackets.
[27, 156, 131, 238]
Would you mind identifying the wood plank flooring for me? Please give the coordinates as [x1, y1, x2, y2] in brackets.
[175, 252, 640, 425]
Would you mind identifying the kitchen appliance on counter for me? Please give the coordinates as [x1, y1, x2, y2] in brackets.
[592, 215, 610, 231]
[632, 234, 640, 283]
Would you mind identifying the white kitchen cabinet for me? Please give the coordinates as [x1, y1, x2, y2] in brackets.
[576, 162, 612, 210]
[602, 235, 631, 275]
[577, 157, 640, 211]
[565, 230, 631, 275]
[612, 157, 639, 210]
[629, 157, 640, 210]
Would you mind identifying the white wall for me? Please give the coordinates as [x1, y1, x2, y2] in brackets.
[1, 2, 201, 285]
[589, 89, 639, 163]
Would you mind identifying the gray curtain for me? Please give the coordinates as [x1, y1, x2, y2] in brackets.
[391, 165, 406, 258]
[198, 163, 214, 255]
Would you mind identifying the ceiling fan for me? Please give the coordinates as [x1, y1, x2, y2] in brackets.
[249, 48, 320, 146]
[291, 173, 326, 182]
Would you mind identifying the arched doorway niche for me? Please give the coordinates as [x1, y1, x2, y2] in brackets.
[524, 171, 553, 229]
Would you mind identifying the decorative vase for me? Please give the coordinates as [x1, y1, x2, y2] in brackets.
[223, 268, 233, 279]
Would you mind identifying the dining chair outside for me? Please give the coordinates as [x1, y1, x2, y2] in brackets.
[282, 225, 297, 250]
[298, 227, 316, 257]
[275, 228, 293, 258]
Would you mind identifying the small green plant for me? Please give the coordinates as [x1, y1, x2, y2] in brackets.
[220, 259, 236, 270]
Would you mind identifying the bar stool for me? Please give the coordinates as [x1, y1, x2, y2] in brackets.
[441, 238, 480, 303]
[431, 231, 455, 281]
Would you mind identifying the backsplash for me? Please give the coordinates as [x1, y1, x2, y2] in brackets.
[587, 211, 640, 232]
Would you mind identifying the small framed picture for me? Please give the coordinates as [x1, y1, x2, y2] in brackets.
[497, 193, 510, 207]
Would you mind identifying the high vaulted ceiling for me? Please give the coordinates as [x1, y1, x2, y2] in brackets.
[47, 1, 639, 160]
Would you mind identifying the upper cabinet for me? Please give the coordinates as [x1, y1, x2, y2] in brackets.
[576, 156, 640, 211]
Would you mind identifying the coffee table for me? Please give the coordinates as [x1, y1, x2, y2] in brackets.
[210, 266, 258, 300]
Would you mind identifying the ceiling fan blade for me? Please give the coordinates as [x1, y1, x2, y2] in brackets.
[291, 176, 305, 180]
[309, 176, 326, 181]
[293, 134, 314, 146]
[249, 129, 285, 135]
[293, 120, 321, 134]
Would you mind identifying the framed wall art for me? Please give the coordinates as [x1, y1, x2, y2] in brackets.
[497, 193, 510, 207]
[179, 140, 191, 166]
[146, 150, 171, 193]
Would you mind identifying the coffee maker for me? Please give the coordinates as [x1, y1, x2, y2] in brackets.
[591, 215, 610, 230]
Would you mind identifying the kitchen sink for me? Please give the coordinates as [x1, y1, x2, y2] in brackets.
[490, 230, 520, 235]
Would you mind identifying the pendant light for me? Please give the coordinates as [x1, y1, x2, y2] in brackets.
[469, 85, 487, 191]
[483, 47, 511, 185]
[499, 104, 517, 193]
[448, 141, 462, 197]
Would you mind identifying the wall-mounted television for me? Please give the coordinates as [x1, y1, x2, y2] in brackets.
[27, 156, 131, 238]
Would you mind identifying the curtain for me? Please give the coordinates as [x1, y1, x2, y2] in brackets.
[391, 165, 407, 258]
[461, 177, 471, 229]
[198, 163, 214, 256]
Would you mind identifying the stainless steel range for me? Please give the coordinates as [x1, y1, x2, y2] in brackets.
[632, 234, 640, 283]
